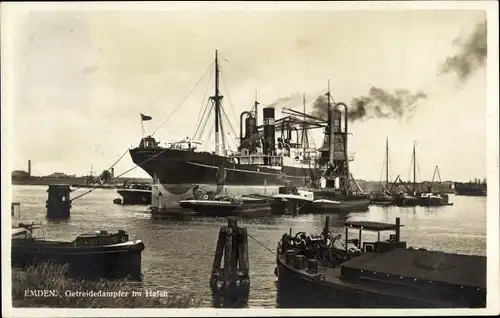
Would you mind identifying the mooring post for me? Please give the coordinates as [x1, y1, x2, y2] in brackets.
[395, 217, 401, 242]
[46, 184, 72, 219]
[322, 216, 330, 243]
[211, 227, 226, 279]
[210, 217, 250, 296]
[229, 218, 239, 286]
[223, 221, 233, 289]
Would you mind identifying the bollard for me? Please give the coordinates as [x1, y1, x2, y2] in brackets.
[294, 255, 306, 270]
[46, 184, 72, 219]
[285, 250, 296, 265]
[307, 259, 318, 274]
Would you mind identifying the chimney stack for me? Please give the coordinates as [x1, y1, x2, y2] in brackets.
[28, 160, 31, 177]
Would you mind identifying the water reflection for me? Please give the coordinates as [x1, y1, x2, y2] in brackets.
[211, 290, 249, 308]
[12, 186, 487, 307]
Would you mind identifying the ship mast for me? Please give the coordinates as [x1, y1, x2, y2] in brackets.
[301, 93, 308, 154]
[211, 50, 224, 156]
[385, 137, 389, 189]
[412, 141, 416, 193]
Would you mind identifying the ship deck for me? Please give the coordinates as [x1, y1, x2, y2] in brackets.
[281, 255, 481, 307]
[341, 248, 486, 289]
[315, 265, 463, 307]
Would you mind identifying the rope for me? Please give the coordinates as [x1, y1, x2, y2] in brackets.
[219, 64, 239, 127]
[193, 99, 212, 140]
[247, 232, 276, 256]
[218, 53, 292, 95]
[198, 105, 213, 142]
[152, 62, 215, 136]
[71, 147, 130, 191]
[192, 70, 215, 139]
[220, 105, 238, 151]
[71, 144, 172, 202]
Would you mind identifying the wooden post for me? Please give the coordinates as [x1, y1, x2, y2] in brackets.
[322, 216, 330, 243]
[223, 225, 233, 289]
[395, 217, 400, 242]
[211, 217, 250, 296]
[211, 227, 226, 277]
[345, 226, 348, 254]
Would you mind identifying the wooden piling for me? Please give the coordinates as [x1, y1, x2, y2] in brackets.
[210, 217, 250, 296]
[211, 227, 226, 277]
[322, 216, 330, 243]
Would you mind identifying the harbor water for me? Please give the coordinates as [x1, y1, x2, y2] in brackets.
[12, 185, 487, 308]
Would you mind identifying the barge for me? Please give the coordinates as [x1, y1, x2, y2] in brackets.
[272, 185, 370, 215]
[275, 217, 486, 308]
[116, 183, 152, 205]
[11, 203, 145, 280]
[179, 190, 273, 218]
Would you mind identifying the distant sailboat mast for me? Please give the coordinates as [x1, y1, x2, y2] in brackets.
[385, 137, 389, 190]
[412, 141, 417, 194]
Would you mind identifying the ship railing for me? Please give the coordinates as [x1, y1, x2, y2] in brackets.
[232, 155, 284, 167]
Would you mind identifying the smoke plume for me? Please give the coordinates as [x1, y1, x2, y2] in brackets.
[267, 93, 303, 109]
[439, 20, 487, 82]
[311, 87, 427, 122]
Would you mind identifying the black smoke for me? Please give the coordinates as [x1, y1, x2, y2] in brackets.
[439, 20, 487, 82]
[311, 87, 427, 122]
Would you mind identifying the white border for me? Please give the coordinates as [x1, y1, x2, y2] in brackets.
[2, 1, 499, 317]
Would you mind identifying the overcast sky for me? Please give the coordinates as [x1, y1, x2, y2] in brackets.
[5, 5, 491, 182]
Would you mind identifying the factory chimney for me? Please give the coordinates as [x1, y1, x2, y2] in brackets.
[28, 160, 31, 177]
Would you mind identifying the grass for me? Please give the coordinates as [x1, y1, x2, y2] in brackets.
[12, 262, 200, 308]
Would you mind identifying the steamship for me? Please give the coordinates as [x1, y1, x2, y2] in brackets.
[130, 51, 352, 194]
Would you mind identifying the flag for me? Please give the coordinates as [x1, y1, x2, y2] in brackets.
[140, 113, 152, 121]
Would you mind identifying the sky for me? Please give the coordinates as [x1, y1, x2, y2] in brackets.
[4, 5, 492, 182]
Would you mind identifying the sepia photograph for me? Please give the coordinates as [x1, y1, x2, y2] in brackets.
[1, 1, 499, 317]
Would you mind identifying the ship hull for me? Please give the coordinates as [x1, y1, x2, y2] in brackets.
[117, 189, 152, 205]
[275, 256, 478, 308]
[11, 240, 145, 280]
[130, 148, 316, 189]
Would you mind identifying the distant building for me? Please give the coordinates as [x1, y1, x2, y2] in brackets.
[12, 170, 30, 178]
[46, 172, 71, 178]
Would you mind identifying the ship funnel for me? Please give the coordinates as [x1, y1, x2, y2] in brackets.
[263, 107, 275, 159]
[239, 111, 253, 143]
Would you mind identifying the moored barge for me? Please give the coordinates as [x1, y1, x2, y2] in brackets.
[275, 217, 486, 308]
[116, 183, 152, 205]
[12, 222, 145, 280]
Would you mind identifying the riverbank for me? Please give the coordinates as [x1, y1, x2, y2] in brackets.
[12, 263, 199, 308]
[12, 177, 152, 187]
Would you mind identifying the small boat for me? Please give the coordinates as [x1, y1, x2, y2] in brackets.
[394, 191, 419, 206]
[418, 192, 453, 206]
[272, 184, 370, 215]
[178, 165, 273, 218]
[116, 183, 152, 205]
[275, 216, 486, 308]
[179, 192, 272, 218]
[417, 166, 453, 206]
[11, 221, 145, 280]
[370, 193, 395, 206]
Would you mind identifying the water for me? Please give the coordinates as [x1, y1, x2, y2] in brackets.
[12, 185, 486, 307]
